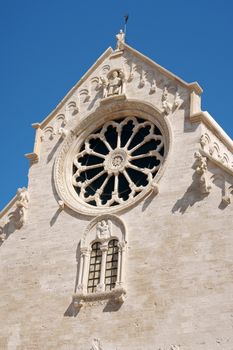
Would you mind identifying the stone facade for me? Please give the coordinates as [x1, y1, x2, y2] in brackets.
[1, 32, 233, 349]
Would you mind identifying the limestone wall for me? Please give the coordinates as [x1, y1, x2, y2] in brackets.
[0, 46, 233, 350]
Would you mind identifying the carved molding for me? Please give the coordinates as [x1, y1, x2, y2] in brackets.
[74, 215, 127, 307]
[54, 101, 171, 216]
[41, 114, 67, 142]
[200, 132, 233, 176]
[73, 286, 127, 309]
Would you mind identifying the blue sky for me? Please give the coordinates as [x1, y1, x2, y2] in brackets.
[0, 0, 233, 209]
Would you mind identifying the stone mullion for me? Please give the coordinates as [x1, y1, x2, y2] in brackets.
[96, 243, 108, 292]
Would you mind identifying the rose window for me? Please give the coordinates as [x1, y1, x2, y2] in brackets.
[72, 117, 165, 207]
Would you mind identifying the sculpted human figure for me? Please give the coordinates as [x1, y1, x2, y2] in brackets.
[116, 29, 125, 51]
[14, 187, 29, 228]
[16, 187, 29, 209]
[96, 220, 111, 240]
[99, 70, 123, 98]
[107, 70, 122, 96]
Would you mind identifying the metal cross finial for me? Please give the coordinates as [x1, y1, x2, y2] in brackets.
[124, 14, 129, 38]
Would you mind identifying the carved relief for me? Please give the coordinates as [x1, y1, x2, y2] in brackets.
[200, 132, 233, 172]
[41, 126, 55, 141]
[41, 114, 67, 142]
[54, 114, 67, 133]
[99, 70, 125, 98]
[96, 220, 112, 241]
[194, 152, 211, 194]
[0, 188, 29, 246]
[150, 78, 157, 94]
[66, 101, 79, 116]
[173, 91, 183, 110]
[79, 88, 91, 103]
[127, 61, 136, 82]
[9, 188, 29, 229]
[91, 77, 100, 92]
[101, 65, 110, 75]
[162, 87, 172, 115]
[90, 338, 103, 350]
[138, 68, 146, 88]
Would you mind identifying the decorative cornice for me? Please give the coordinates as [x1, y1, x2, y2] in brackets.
[39, 47, 113, 129]
[73, 287, 126, 308]
[124, 44, 203, 95]
[191, 111, 233, 153]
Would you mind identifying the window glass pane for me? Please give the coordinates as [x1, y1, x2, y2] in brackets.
[87, 242, 102, 293]
[105, 239, 119, 291]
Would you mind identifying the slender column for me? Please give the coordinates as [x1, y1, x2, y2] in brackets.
[77, 247, 90, 293]
[115, 243, 122, 286]
[77, 255, 84, 286]
[96, 243, 108, 292]
[119, 242, 126, 285]
[82, 249, 91, 294]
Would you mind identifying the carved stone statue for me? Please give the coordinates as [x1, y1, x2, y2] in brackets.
[162, 87, 172, 115]
[116, 29, 125, 51]
[194, 152, 211, 194]
[12, 187, 29, 229]
[96, 220, 111, 241]
[100, 70, 124, 98]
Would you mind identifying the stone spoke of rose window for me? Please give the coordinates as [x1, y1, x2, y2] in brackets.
[72, 117, 165, 207]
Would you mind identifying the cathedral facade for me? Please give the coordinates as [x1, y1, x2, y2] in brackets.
[1, 32, 233, 349]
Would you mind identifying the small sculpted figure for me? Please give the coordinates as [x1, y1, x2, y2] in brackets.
[100, 70, 123, 98]
[116, 29, 125, 51]
[16, 187, 29, 209]
[14, 187, 29, 228]
[96, 220, 111, 240]
[107, 70, 123, 96]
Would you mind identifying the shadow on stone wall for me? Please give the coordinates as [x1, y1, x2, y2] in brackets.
[0, 215, 19, 247]
[47, 137, 63, 163]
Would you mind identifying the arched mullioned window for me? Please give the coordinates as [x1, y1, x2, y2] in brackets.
[87, 242, 102, 293]
[73, 216, 127, 307]
[105, 239, 119, 291]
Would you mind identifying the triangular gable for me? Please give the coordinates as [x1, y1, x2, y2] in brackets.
[38, 44, 202, 129]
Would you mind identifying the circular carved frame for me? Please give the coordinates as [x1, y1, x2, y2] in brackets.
[54, 99, 172, 216]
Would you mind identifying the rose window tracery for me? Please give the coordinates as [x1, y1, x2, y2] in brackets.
[72, 117, 165, 208]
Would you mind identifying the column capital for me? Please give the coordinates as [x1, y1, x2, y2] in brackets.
[100, 243, 108, 252]
[80, 247, 91, 257]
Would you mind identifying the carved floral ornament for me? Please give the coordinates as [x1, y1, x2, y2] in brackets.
[54, 102, 171, 215]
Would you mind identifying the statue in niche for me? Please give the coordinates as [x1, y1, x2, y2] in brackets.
[99, 70, 124, 98]
[96, 220, 111, 241]
[116, 29, 125, 51]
